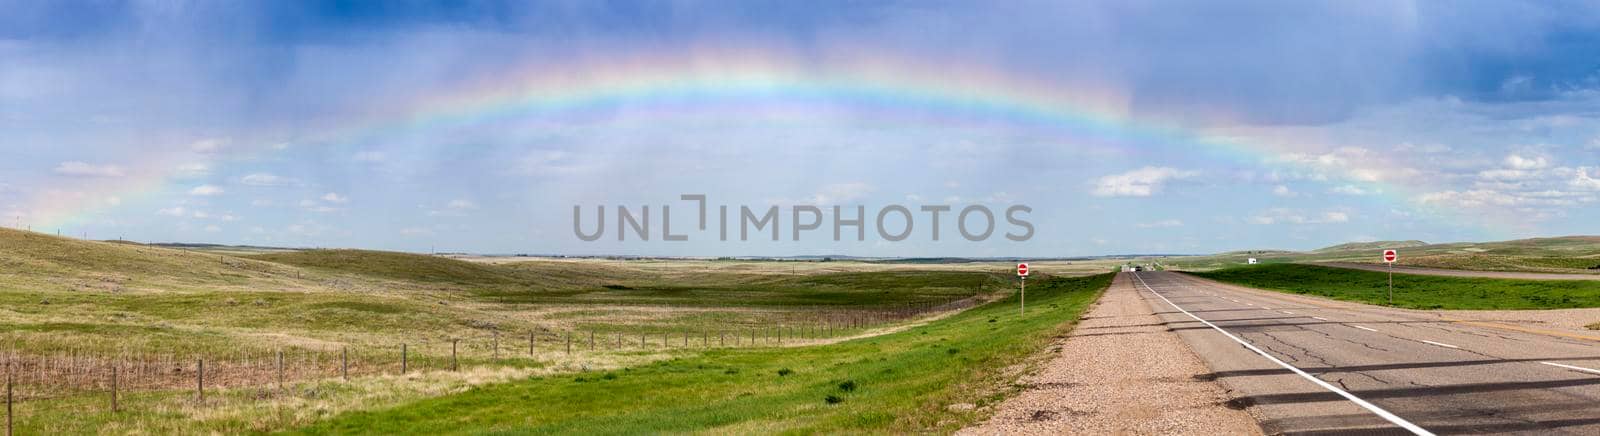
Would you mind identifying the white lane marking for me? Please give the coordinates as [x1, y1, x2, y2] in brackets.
[1281, 311, 1296, 315]
[1313, 317, 1330, 321]
[1541, 362, 1600, 376]
[1419, 340, 1460, 349]
[1353, 326, 1379, 332]
[1132, 273, 1434, 436]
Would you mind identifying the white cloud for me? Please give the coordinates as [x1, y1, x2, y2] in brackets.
[192, 211, 210, 219]
[1272, 185, 1297, 197]
[190, 138, 227, 153]
[157, 206, 186, 217]
[1330, 185, 1369, 195]
[1505, 154, 1550, 170]
[447, 199, 477, 210]
[796, 182, 873, 205]
[321, 192, 348, 203]
[175, 163, 211, 177]
[1091, 167, 1197, 197]
[1418, 189, 1580, 208]
[400, 227, 434, 236]
[188, 185, 224, 196]
[1249, 208, 1351, 225]
[239, 173, 300, 187]
[1572, 168, 1600, 191]
[54, 161, 125, 177]
[1135, 219, 1184, 228]
[203, 225, 221, 233]
[104, 196, 121, 206]
[251, 199, 275, 207]
[353, 151, 386, 162]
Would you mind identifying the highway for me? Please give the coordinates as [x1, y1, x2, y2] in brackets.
[1132, 271, 1600, 435]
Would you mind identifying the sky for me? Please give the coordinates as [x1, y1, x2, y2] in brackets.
[3, 0, 1600, 257]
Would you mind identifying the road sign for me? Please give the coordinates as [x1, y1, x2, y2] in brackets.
[1382, 249, 1397, 304]
[1016, 262, 1028, 316]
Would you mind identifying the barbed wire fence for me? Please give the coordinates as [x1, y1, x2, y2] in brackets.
[3, 292, 989, 433]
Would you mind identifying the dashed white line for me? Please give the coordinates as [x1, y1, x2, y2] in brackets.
[1541, 362, 1600, 376]
[1281, 311, 1296, 315]
[1420, 340, 1460, 349]
[1353, 326, 1379, 332]
[1132, 273, 1434, 436]
[1312, 317, 1330, 321]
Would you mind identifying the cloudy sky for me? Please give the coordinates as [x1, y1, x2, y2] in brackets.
[4, 1, 1600, 257]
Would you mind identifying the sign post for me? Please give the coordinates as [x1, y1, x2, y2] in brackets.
[1383, 249, 1398, 305]
[1016, 263, 1030, 315]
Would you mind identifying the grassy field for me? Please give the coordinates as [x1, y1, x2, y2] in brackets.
[292, 273, 1113, 434]
[0, 227, 1104, 433]
[1164, 236, 1600, 273]
[1190, 264, 1600, 310]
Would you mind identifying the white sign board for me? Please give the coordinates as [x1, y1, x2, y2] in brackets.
[1016, 262, 1030, 277]
[1248, 258, 1258, 265]
[1383, 249, 1398, 263]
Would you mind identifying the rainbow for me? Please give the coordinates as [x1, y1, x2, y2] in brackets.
[33, 47, 1441, 232]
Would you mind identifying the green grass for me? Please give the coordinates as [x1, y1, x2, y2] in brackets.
[291, 273, 1113, 435]
[1191, 264, 1600, 310]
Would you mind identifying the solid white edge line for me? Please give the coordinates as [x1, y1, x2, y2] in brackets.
[1353, 326, 1379, 332]
[1419, 340, 1460, 349]
[1313, 317, 1330, 321]
[1282, 311, 1296, 315]
[1132, 272, 1434, 436]
[1541, 362, 1600, 375]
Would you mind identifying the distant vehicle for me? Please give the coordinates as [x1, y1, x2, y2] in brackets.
[1248, 258, 1258, 265]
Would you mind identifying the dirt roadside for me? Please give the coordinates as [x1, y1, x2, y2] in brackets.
[959, 273, 1261, 435]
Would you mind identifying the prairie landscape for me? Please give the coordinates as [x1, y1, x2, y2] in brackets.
[0, 227, 1119, 433]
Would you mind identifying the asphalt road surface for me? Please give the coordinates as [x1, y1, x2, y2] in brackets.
[1133, 271, 1600, 435]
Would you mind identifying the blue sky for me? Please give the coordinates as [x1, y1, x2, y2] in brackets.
[3, 1, 1600, 256]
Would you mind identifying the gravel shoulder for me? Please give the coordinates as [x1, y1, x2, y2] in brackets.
[1317, 262, 1600, 280]
[959, 273, 1261, 435]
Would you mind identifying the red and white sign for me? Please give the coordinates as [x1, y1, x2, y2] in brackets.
[1383, 249, 1398, 263]
[1016, 262, 1030, 277]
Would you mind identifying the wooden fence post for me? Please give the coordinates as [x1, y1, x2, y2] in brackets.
[451, 339, 459, 372]
[493, 331, 500, 360]
[341, 347, 348, 381]
[277, 350, 285, 392]
[590, 331, 595, 351]
[565, 333, 572, 355]
[196, 358, 204, 402]
[111, 365, 118, 412]
[401, 344, 408, 375]
[7, 363, 13, 436]
[529, 332, 535, 356]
